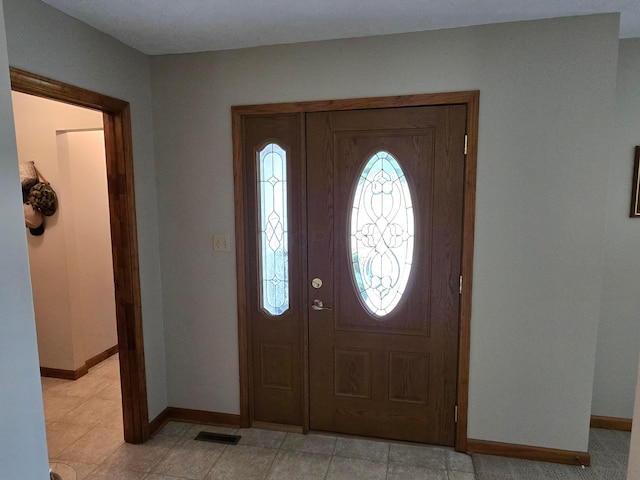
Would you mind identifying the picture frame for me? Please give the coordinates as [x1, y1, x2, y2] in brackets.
[633, 147, 640, 218]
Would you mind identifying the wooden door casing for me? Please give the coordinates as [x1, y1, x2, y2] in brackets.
[233, 91, 479, 449]
[11, 68, 150, 443]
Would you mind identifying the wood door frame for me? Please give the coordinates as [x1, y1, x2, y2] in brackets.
[11, 67, 150, 443]
[233, 91, 479, 451]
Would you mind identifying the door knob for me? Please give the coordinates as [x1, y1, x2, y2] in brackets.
[311, 299, 332, 311]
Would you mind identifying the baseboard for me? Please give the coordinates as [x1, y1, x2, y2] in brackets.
[40, 365, 88, 380]
[85, 345, 119, 369]
[167, 407, 241, 427]
[40, 345, 118, 380]
[466, 438, 590, 467]
[148, 407, 242, 437]
[149, 407, 170, 436]
[590, 415, 632, 432]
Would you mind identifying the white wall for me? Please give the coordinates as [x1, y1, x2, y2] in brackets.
[151, 14, 619, 451]
[12, 92, 116, 372]
[2, 0, 167, 418]
[0, 0, 49, 477]
[592, 38, 640, 420]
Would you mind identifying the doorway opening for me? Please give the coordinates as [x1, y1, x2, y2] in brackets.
[233, 91, 479, 451]
[10, 68, 149, 444]
[13, 90, 124, 463]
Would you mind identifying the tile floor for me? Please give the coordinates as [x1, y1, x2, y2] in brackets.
[473, 428, 630, 480]
[42, 354, 475, 479]
[42, 354, 630, 480]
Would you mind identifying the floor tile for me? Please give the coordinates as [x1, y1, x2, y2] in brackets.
[509, 457, 553, 477]
[48, 374, 114, 399]
[88, 464, 147, 480]
[144, 474, 193, 480]
[205, 444, 278, 480]
[103, 434, 178, 472]
[42, 393, 85, 423]
[96, 405, 125, 430]
[448, 471, 477, 480]
[93, 382, 123, 402]
[472, 454, 509, 474]
[237, 428, 286, 449]
[591, 451, 629, 470]
[473, 449, 630, 480]
[46, 422, 92, 458]
[56, 427, 124, 464]
[325, 456, 387, 480]
[42, 357, 637, 480]
[157, 421, 195, 437]
[447, 449, 475, 472]
[49, 460, 97, 480]
[592, 429, 631, 454]
[56, 396, 121, 427]
[386, 462, 448, 479]
[41, 376, 71, 392]
[588, 467, 628, 480]
[537, 463, 599, 480]
[389, 442, 447, 469]
[89, 355, 121, 379]
[333, 437, 389, 462]
[475, 474, 516, 480]
[281, 432, 337, 455]
[266, 449, 331, 479]
[152, 436, 226, 479]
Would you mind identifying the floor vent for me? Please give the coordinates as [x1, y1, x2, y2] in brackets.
[195, 431, 241, 445]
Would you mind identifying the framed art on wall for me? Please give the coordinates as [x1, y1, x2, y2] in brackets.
[632, 147, 640, 218]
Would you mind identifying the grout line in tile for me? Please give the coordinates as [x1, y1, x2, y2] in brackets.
[384, 443, 391, 479]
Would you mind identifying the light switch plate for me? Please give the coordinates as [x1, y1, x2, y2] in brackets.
[213, 234, 230, 252]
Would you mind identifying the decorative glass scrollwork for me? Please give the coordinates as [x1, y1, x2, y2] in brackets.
[350, 151, 414, 317]
[258, 143, 289, 315]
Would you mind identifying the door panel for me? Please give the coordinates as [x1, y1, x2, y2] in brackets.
[307, 106, 466, 445]
[243, 113, 305, 426]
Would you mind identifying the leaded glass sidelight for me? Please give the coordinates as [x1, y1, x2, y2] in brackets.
[350, 151, 415, 317]
[257, 143, 289, 316]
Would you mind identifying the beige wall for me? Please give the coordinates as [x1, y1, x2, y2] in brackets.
[12, 91, 116, 371]
[59, 129, 118, 365]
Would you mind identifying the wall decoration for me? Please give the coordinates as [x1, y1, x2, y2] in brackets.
[633, 147, 640, 218]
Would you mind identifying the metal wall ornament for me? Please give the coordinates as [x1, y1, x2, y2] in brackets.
[632, 147, 640, 218]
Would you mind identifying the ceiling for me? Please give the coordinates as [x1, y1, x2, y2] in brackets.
[41, 0, 638, 55]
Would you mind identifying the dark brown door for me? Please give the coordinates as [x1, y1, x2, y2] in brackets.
[307, 105, 466, 445]
[243, 113, 305, 426]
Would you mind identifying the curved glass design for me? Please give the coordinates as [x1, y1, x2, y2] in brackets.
[350, 151, 414, 317]
[258, 143, 289, 315]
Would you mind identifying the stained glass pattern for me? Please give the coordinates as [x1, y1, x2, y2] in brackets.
[258, 143, 289, 315]
[350, 151, 414, 317]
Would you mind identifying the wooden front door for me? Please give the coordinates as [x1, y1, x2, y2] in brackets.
[307, 105, 466, 445]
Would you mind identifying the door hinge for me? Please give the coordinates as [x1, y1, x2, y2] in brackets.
[459, 275, 463, 295]
[464, 134, 468, 155]
[455, 405, 458, 423]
